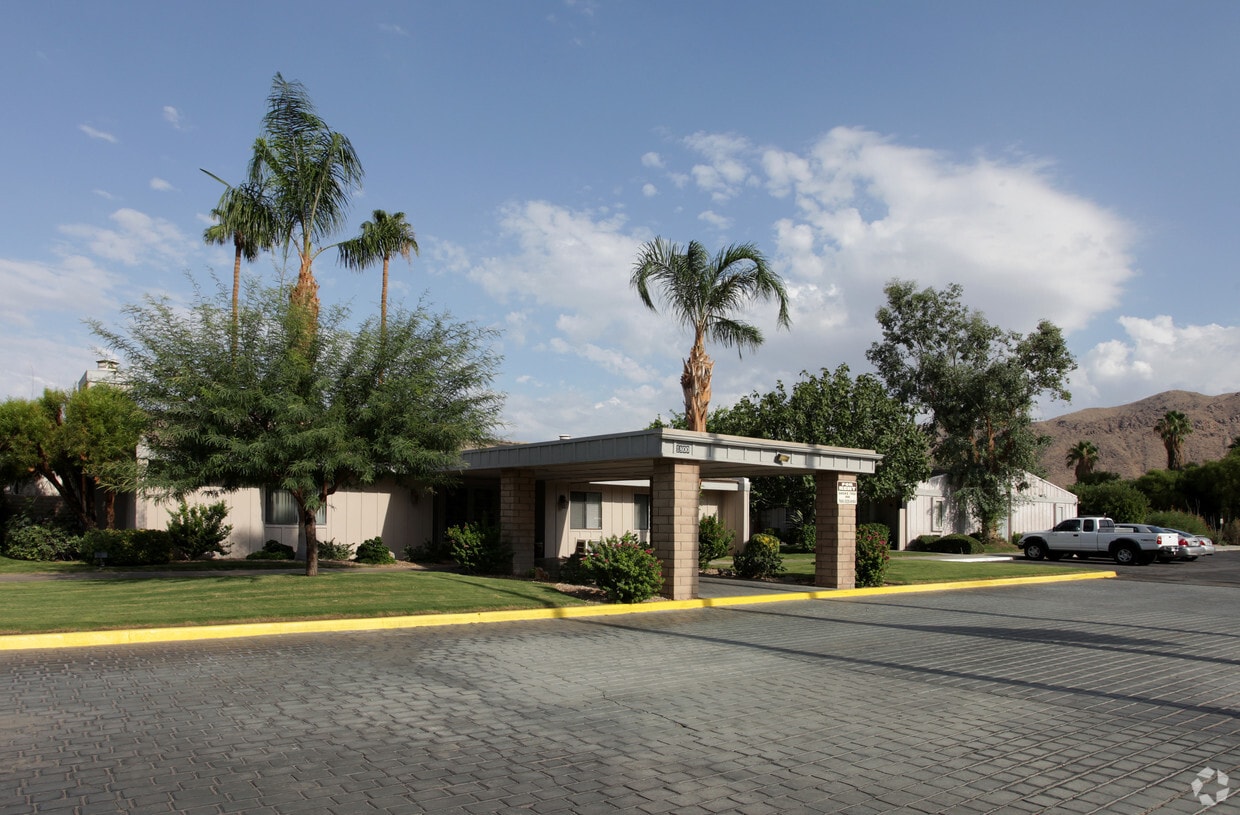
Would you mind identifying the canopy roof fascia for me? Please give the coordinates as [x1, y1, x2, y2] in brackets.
[458, 428, 881, 482]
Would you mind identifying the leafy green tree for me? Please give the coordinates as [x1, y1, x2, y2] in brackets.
[1133, 468, 1187, 513]
[631, 238, 790, 432]
[93, 282, 503, 576]
[707, 365, 930, 524]
[0, 385, 145, 530]
[1154, 410, 1193, 470]
[1065, 440, 1100, 483]
[246, 73, 364, 326]
[338, 209, 419, 338]
[867, 280, 1075, 540]
[1069, 480, 1150, 522]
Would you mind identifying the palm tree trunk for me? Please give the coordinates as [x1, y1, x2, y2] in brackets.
[290, 252, 321, 326]
[681, 341, 714, 432]
[380, 254, 390, 338]
[231, 238, 243, 357]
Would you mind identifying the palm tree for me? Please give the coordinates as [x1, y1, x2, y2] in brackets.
[1065, 440, 1100, 482]
[337, 210, 418, 337]
[631, 238, 790, 432]
[247, 73, 364, 325]
[202, 178, 276, 350]
[1154, 410, 1193, 470]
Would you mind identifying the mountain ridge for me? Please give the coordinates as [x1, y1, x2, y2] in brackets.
[1034, 390, 1240, 487]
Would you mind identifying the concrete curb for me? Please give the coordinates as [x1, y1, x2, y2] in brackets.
[0, 570, 1117, 652]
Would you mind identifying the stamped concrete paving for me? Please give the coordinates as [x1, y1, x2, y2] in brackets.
[3, 578, 1239, 815]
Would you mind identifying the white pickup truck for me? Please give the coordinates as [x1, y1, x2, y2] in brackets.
[1018, 516, 1179, 566]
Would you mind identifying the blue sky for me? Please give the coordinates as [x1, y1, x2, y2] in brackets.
[3, 1, 1238, 441]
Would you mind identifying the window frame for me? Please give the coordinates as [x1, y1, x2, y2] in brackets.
[634, 493, 651, 531]
[265, 489, 326, 526]
[570, 491, 603, 530]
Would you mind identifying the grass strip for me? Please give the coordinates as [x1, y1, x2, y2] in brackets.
[712, 552, 1105, 584]
[0, 571, 590, 635]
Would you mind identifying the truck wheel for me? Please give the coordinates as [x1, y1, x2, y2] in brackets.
[1113, 543, 1140, 565]
[1024, 540, 1046, 561]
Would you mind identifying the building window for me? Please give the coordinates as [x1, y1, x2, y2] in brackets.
[634, 494, 650, 531]
[931, 498, 945, 533]
[265, 489, 326, 526]
[570, 491, 602, 529]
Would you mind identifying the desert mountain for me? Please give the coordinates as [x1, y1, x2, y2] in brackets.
[1034, 390, 1240, 487]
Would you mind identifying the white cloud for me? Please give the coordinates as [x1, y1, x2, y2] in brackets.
[380, 23, 408, 35]
[641, 152, 663, 169]
[757, 126, 1135, 335]
[93, 189, 116, 200]
[78, 124, 117, 143]
[149, 177, 175, 192]
[684, 131, 754, 201]
[59, 208, 192, 267]
[1075, 316, 1240, 405]
[547, 337, 654, 383]
[0, 255, 120, 327]
[642, 183, 658, 197]
[697, 210, 732, 230]
[162, 106, 183, 130]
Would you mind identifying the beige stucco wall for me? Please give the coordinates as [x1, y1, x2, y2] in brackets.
[541, 478, 749, 559]
[135, 481, 432, 559]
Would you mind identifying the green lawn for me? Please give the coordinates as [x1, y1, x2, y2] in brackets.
[0, 551, 1104, 636]
[0, 569, 590, 634]
[712, 552, 1103, 585]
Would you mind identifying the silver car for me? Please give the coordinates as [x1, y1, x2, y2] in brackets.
[1164, 528, 1213, 559]
[1113, 524, 1185, 562]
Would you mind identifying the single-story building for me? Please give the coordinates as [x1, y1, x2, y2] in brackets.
[121, 428, 882, 600]
[896, 472, 1078, 546]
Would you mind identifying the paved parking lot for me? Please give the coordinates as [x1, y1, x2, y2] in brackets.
[3, 562, 1239, 814]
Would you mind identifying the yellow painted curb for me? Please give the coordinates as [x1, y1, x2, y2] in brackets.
[0, 570, 1116, 652]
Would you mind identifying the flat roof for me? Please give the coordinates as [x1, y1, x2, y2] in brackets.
[459, 428, 881, 481]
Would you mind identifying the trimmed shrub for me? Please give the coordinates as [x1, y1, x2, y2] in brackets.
[698, 514, 734, 568]
[247, 540, 295, 561]
[355, 536, 396, 565]
[794, 523, 817, 553]
[558, 551, 592, 586]
[732, 532, 785, 579]
[403, 538, 452, 562]
[920, 533, 984, 555]
[316, 538, 352, 561]
[581, 532, 663, 603]
[855, 523, 890, 588]
[166, 501, 232, 560]
[907, 534, 941, 551]
[446, 523, 510, 574]
[1, 517, 80, 562]
[79, 528, 174, 566]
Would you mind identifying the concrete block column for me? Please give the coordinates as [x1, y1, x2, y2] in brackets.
[651, 459, 701, 600]
[814, 472, 857, 589]
[500, 468, 536, 576]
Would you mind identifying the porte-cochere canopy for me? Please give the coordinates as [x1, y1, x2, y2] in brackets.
[458, 429, 882, 600]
